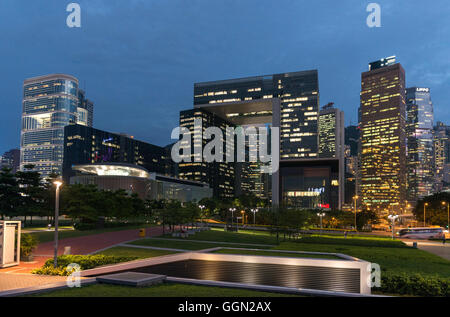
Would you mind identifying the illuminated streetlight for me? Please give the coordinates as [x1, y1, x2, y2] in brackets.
[317, 212, 325, 233]
[442, 201, 449, 232]
[251, 208, 258, 225]
[53, 180, 63, 268]
[388, 214, 399, 240]
[229, 208, 236, 229]
[353, 196, 358, 231]
[424, 203, 429, 227]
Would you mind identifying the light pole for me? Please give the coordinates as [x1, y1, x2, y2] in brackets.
[229, 208, 236, 229]
[424, 202, 429, 227]
[241, 210, 245, 225]
[53, 180, 62, 268]
[317, 212, 325, 234]
[199, 204, 205, 227]
[388, 214, 399, 240]
[251, 208, 258, 225]
[442, 201, 449, 232]
[353, 195, 358, 231]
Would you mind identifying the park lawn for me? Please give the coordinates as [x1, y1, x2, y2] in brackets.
[212, 248, 342, 260]
[163, 228, 278, 245]
[32, 283, 301, 297]
[30, 224, 155, 244]
[96, 246, 178, 258]
[275, 242, 450, 279]
[128, 238, 271, 250]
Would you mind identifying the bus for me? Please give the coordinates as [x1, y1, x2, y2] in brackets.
[398, 227, 445, 239]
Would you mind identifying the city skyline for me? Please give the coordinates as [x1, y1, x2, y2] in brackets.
[1, 0, 450, 154]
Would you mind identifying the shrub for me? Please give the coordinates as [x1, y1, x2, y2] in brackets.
[20, 233, 39, 258]
[377, 273, 450, 297]
[32, 254, 138, 276]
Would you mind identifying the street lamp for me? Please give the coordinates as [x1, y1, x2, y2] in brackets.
[317, 212, 325, 233]
[199, 204, 205, 227]
[229, 208, 236, 229]
[424, 203, 429, 227]
[442, 201, 449, 232]
[353, 195, 358, 231]
[388, 214, 399, 240]
[240, 210, 245, 225]
[251, 208, 258, 225]
[53, 180, 63, 268]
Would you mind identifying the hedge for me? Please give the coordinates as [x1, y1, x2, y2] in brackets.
[32, 254, 138, 276]
[377, 273, 450, 297]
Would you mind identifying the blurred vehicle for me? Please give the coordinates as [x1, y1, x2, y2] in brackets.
[398, 227, 445, 239]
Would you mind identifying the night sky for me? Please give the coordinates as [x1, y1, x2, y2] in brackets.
[1, 0, 449, 154]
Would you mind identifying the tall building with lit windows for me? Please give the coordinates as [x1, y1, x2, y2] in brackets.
[359, 57, 407, 214]
[20, 74, 93, 176]
[178, 108, 235, 198]
[194, 70, 320, 159]
[406, 87, 434, 203]
[433, 121, 450, 192]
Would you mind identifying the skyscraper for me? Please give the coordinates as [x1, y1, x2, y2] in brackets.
[433, 121, 450, 192]
[359, 57, 407, 214]
[0, 149, 20, 173]
[193, 70, 320, 159]
[406, 87, 434, 203]
[20, 74, 93, 176]
[318, 103, 345, 207]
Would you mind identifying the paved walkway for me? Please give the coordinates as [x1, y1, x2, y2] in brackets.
[0, 273, 69, 293]
[404, 241, 450, 261]
[0, 226, 164, 274]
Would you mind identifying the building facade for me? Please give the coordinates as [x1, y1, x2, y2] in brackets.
[20, 74, 93, 176]
[63, 124, 172, 182]
[178, 108, 235, 199]
[434, 121, 450, 192]
[193, 70, 320, 159]
[406, 87, 434, 203]
[359, 57, 407, 214]
[0, 149, 20, 173]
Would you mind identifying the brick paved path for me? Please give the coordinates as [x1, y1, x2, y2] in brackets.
[0, 226, 164, 274]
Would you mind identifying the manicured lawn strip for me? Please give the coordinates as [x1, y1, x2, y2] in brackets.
[32, 283, 302, 297]
[30, 225, 155, 243]
[212, 248, 341, 260]
[96, 246, 178, 258]
[128, 238, 271, 250]
[163, 228, 278, 245]
[296, 235, 407, 248]
[275, 242, 450, 279]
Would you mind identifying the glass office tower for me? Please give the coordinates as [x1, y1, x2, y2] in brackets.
[194, 70, 320, 159]
[433, 122, 450, 192]
[20, 74, 93, 176]
[359, 57, 407, 214]
[406, 87, 434, 203]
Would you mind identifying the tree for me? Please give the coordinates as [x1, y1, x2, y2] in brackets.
[0, 167, 20, 219]
[413, 192, 450, 227]
[15, 164, 44, 224]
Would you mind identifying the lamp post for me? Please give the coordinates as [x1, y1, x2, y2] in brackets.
[229, 208, 236, 229]
[199, 204, 205, 227]
[251, 208, 258, 225]
[53, 180, 62, 268]
[388, 214, 399, 240]
[442, 201, 449, 232]
[353, 195, 358, 231]
[424, 202, 429, 227]
[317, 212, 325, 234]
[241, 210, 245, 225]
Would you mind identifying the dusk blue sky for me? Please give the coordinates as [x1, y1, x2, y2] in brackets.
[1, 0, 449, 154]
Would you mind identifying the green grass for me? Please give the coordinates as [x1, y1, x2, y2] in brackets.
[32, 283, 301, 297]
[275, 242, 450, 279]
[128, 238, 271, 250]
[213, 248, 341, 259]
[30, 224, 154, 244]
[163, 228, 278, 245]
[96, 246, 178, 258]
